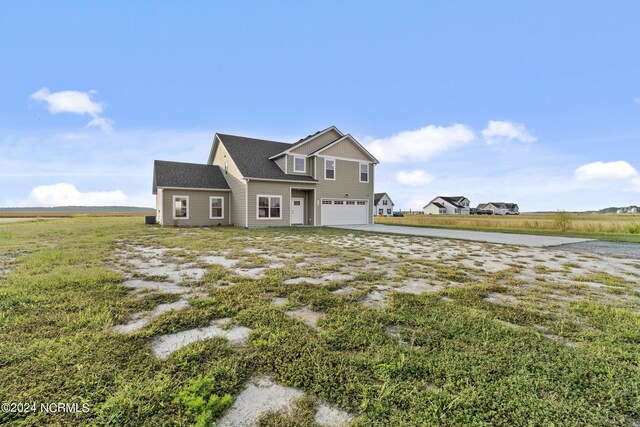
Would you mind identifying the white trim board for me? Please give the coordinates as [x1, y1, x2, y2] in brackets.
[158, 186, 231, 192]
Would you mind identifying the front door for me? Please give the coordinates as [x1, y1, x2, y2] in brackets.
[291, 197, 304, 224]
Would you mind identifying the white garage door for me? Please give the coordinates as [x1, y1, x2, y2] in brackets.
[321, 199, 369, 226]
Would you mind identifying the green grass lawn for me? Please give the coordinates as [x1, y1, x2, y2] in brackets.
[376, 214, 640, 243]
[0, 217, 638, 426]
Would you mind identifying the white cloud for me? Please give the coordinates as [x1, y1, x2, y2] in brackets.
[634, 97, 640, 104]
[30, 87, 114, 132]
[405, 195, 430, 210]
[22, 183, 127, 207]
[87, 116, 114, 132]
[396, 169, 434, 186]
[481, 120, 537, 145]
[365, 124, 474, 162]
[574, 160, 639, 181]
[575, 160, 640, 193]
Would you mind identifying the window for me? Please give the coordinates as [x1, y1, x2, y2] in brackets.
[257, 195, 282, 219]
[173, 196, 189, 219]
[324, 158, 335, 180]
[387, 209, 391, 214]
[210, 196, 224, 219]
[359, 163, 369, 182]
[378, 209, 384, 215]
[293, 156, 305, 173]
[322, 200, 332, 205]
[357, 201, 366, 205]
[334, 200, 344, 205]
[346, 201, 355, 205]
[383, 200, 388, 205]
[224, 161, 228, 174]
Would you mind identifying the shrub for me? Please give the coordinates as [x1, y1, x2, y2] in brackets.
[174, 374, 233, 427]
[552, 210, 572, 232]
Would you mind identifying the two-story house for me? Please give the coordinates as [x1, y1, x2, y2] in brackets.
[152, 126, 379, 227]
[374, 192, 395, 216]
[423, 196, 471, 215]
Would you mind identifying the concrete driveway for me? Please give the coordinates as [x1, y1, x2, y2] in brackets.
[333, 224, 594, 247]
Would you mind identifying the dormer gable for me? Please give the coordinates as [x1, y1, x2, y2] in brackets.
[269, 126, 343, 159]
[311, 134, 379, 163]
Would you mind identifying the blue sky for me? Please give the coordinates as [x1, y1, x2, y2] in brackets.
[1, 1, 639, 211]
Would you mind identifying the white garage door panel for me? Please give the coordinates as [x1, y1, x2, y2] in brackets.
[321, 200, 368, 225]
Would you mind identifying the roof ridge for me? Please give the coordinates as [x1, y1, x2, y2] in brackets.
[216, 133, 290, 145]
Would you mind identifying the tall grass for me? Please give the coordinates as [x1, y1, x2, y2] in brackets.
[377, 213, 640, 235]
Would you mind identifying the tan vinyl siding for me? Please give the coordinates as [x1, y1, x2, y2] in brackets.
[211, 139, 247, 226]
[160, 189, 230, 226]
[315, 157, 375, 225]
[274, 156, 286, 173]
[286, 155, 313, 176]
[290, 129, 342, 155]
[156, 189, 163, 225]
[320, 138, 371, 161]
[247, 181, 316, 227]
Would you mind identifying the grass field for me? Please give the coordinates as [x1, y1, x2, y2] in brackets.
[0, 212, 150, 218]
[376, 213, 640, 243]
[1, 217, 639, 426]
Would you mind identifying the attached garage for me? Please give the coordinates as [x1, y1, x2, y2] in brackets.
[320, 199, 369, 226]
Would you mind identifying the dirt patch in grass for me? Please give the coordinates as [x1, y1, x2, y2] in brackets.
[151, 318, 251, 359]
[285, 307, 326, 330]
[216, 376, 353, 427]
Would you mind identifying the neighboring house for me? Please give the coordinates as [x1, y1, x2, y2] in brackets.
[477, 202, 519, 215]
[423, 196, 470, 214]
[153, 126, 379, 227]
[374, 192, 394, 216]
[617, 206, 638, 214]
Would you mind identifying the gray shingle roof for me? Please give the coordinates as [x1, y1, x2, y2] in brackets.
[374, 192, 394, 206]
[440, 196, 468, 207]
[479, 202, 519, 211]
[216, 134, 317, 182]
[153, 160, 229, 194]
[432, 202, 446, 209]
[423, 196, 469, 209]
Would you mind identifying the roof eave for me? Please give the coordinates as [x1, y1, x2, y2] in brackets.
[245, 176, 318, 184]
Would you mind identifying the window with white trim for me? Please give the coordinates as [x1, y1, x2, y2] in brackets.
[387, 209, 391, 214]
[257, 195, 282, 219]
[359, 163, 369, 182]
[324, 158, 335, 180]
[210, 196, 224, 219]
[357, 201, 366, 205]
[322, 200, 332, 204]
[293, 156, 305, 173]
[173, 196, 189, 219]
[383, 200, 388, 205]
